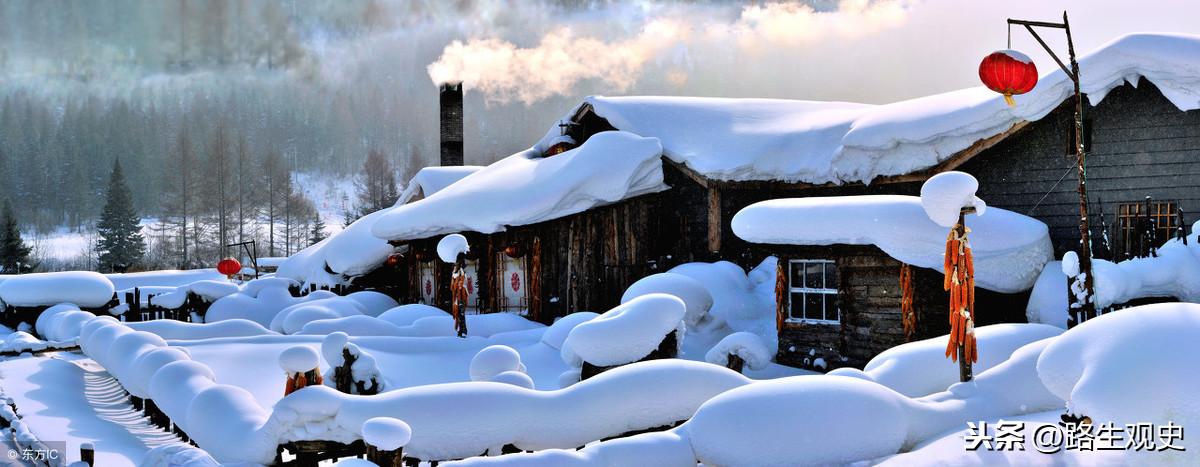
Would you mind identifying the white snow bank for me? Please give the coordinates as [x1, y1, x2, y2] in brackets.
[704, 332, 771, 371]
[372, 131, 666, 241]
[469, 345, 525, 382]
[562, 294, 685, 367]
[919, 171, 986, 227]
[667, 259, 782, 366]
[35, 303, 94, 342]
[545, 34, 1200, 185]
[437, 234, 470, 263]
[377, 304, 448, 327]
[266, 359, 749, 461]
[1037, 302, 1200, 462]
[240, 277, 299, 297]
[128, 319, 275, 340]
[733, 195, 1052, 293]
[687, 376, 909, 466]
[620, 273, 713, 328]
[540, 312, 598, 351]
[362, 417, 412, 451]
[279, 346, 321, 373]
[1, 331, 46, 353]
[205, 286, 334, 327]
[184, 280, 241, 302]
[298, 315, 411, 337]
[1028, 226, 1200, 326]
[491, 370, 535, 389]
[0, 271, 114, 307]
[849, 323, 1062, 398]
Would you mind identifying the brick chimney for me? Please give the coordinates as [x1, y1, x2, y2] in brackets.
[439, 82, 464, 166]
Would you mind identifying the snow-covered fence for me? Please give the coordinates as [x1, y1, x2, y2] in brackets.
[0, 271, 119, 331]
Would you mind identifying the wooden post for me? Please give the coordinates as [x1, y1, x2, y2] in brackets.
[80, 442, 95, 466]
[1064, 12, 1097, 326]
[367, 444, 405, 467]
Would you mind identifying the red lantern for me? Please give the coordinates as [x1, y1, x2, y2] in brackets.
[504, 243, 523, 258]
[978, 50, 1038, 107]
[385, 254, 401, 267]
[217, 257, 241, 277]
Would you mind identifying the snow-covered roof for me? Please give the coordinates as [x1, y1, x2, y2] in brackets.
[731, 195, 1053, 293]
[398, 166, 484, 204]
[539, 33, 1200, 184]
[371, 131, 666, 241]
[276, 206, 397, 286]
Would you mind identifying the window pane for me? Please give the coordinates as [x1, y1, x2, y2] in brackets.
[789, 292, 805, 320]
[804, 262, 824, 289]
[824, 262, 838, 289]
[825, 293, 840, 322]
[790, 262, 804, 288]
[805, 293, 823, 321]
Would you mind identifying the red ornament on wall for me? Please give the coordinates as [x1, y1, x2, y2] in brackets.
[467, 277, 475, 295]
[424, 279, 433, 296]
[978, 49, 1038, 107]
[217, 257, 241, 276]
[511, 272, 521, 292]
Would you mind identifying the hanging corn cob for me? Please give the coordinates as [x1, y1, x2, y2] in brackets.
[450, 255, 470, 337]
[900, 263, 917, 341]
[943, 209, 977, 381]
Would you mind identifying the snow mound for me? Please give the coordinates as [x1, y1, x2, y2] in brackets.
[540, 312, 598, 350]
[437, 234, 470, 263]
[862, 323, 1062, 397]
[377, 304, 448, 327]
[371, 131, 666, 241]
[239, 277, 299, 297]
[139, 443, 222, 467]
[562, 294, 685, 367]
[441, 430, 693, 467]
[185, 280, 241, 302]
[0, 271, 114, 307]
[1, 331, 45, 353]
[704, 332, 771, 371]
[346, 291, 399, 317]
[687, 376, 909, 467]
[621, 273, 713, 328]
[126, 347, 192, 398]
[399, 166, 484, 203]
[267, 360, 750, 460]
[321, 332, 350, 368]
[270, 297, 367, 334]
[128, 319, 275, 340]
[733, 195, 1052, 293]
[491, 370, 535, 389]
[205, 283, 319, 327]
[362, 417, 412, 451]
[469, 345, 525, 382]
[279, 346, 321, 373]
[1037, 302, 1200, 462]
[919, 171, 986, 227]
[298, 315, 410, 337]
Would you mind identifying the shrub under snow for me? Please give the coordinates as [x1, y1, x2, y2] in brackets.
[620, 273, 713, 328]
[704, 332, 771, 371]
[562, 294, 685, 367]
[540, 312, 598, 351]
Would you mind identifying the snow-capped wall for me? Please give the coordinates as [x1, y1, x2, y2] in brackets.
[540, 34, 1200, 185]
[732, 195, 1052, 293]
[371, 131, 666, 241]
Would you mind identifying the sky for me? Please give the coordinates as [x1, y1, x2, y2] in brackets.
[2, 0, 1199, 166]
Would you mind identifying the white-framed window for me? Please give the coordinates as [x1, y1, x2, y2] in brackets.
[787, 259, 840, 324]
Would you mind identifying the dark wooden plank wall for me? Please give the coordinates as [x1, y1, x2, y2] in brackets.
[960, 79, 1200, 256]
[761, 244, 1027, 369]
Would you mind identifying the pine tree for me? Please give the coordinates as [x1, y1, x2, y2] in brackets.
[0, 199, 33, 274]
[97, 159, 146, 272]
[309, 214, 327, 245]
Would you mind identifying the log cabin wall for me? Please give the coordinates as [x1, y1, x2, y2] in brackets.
[751, 244, 1028, 369]
[959, 79, 1200, 258]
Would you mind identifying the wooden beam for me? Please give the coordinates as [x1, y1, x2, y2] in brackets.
[707, 188, 722, 254]
[661, 157, 710, 189]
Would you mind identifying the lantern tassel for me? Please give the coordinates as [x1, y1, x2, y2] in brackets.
[1003, 93, 1016, 107]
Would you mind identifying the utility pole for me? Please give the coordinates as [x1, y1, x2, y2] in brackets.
[1008, 11, 1097, 327]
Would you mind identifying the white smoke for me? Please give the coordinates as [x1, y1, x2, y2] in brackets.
[427, 0, 910, 105]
